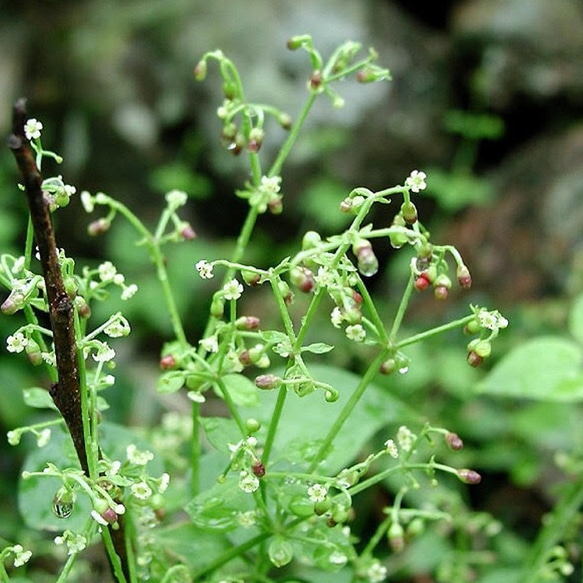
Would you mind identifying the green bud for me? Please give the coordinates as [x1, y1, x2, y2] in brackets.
[400, 201, 418, 225]
[193, 60, 207, 81]
[268, 536, 294, 568]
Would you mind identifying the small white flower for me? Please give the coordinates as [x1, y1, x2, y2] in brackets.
[478, 310, 509, 332]
[237, 510, 257, 527]
[307, 483, 328, 503]
[195, 260, 214, 279]
[199, 335, 219, 353]
[12, 544, 32, 567]
[222, 278, 243, 301]
[260, 175, 281, 193]
[330, 307, 344, 328]
[126, 443, 154, 466]
[384, 439, 399, 459]
[165, 189, 188, 208]
[238, 470, 260, 493]
[405, 170, 427, 193]
[104, 315, 131, 338]
[80, 191, 95, 213]
[7, 430, 21, 446]
[345, 324, 366, 342]
[36, 428, 51, 448]
[92, 344, 115, 363]
[6, 331, 28, 353]
[121, 283, 138, 300]
[131, 481, 153, 500]
[54, 530, 87, 555]
[41, 351, 57, 367]
[113, 273, 125, 285]
[396, 425, 416, 453]
[158, 472, 170, 494]
[367, 559, 388, 583]
[98, 261, 117, 282]
[24, 118, 43, 141]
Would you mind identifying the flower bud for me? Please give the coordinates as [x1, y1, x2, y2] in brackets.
[468, 339, 491, 359]
[290, 266, 315, 293]
[180, 222, 197, 241]
[1, 291, 24, 315]
[210, 296, 225, 319]
[25, 339, 43, 366]
[353, 239, 378, 277]
[445, 432, 464, 451]
[235, 316, 260, 330]
[87, 218, 111, 236]
[278, 281, 294, 305]
[268, 536, 293, 568]
[159, 354, 177, 370]
[313, 497, 332, 516]
[388, 522, 405, 553]
[464, 319, 481, 335]
[255, 374, 282, 390]
[456, 468, 481, 484]
[457, 264, 472, 289]
[466, 350, 483, 368]
[53, 487, 76, 519]
[242, 270, 261, 286]
[309, 70, 323, 91]
[302, 230, 321, 250]
[252, 461, 266, 478]
[379, 358, 397, 375]
[268, 196, 283, 215]
[277, 112, 293, 130]
[414, 272, 431, 292]
[247, 127, 264, 153]
[400, 201, 418, 225]
[245, 418, 261, 433]
[193, 60, 207, 81]
[74, 296, 91, 318]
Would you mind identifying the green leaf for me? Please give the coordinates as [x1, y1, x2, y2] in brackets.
[201, 417, 243, 454]
[23, 387, 57, 410]
[477, 336, 583, 400]
[157, 372, 184, 394]
[568, 293, 583, 345]
[242, 363, 416, 472]
[217, 374, 259, 407]
[301, 342, 335, 354]
[185, 476, 255, 531]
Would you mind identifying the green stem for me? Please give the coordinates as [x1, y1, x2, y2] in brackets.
[261, 386, 287, 467]
[390, 273, 415, 341]
[307, 349, 390, 473]
[101, 527, 128, 583]
[268, 92, 318, 178]
[396, 314, 475, 349]
[518, 479, 583, 583]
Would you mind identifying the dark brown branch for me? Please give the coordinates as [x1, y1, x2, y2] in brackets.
[8, 99, 130, 581]
[8, 98, 89, 474]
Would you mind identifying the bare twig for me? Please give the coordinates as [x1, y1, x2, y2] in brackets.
[7, 98, 130, 582]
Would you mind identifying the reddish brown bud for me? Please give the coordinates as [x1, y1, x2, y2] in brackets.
[88, 218, 111, 237]
[414, 273, 431, 291]
[160, 354, 177, 370]
[457, 264, 472, 289]
[309, 70, 323, 90]
[252, 461, 266, 478]
[457, 468, 481, 484]
[445, 432, 464, 451]
[466, 350, 483, 368]
[180, 223, 197, 241]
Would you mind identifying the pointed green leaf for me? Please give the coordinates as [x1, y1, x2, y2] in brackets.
[477, 336, 582, 400]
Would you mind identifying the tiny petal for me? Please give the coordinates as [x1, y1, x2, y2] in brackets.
[405, 170, 427, 193]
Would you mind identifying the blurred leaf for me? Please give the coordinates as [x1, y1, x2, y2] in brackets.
[201, 417, 242, 455]
[444, 110, 505, 140]
[477, 337, 583, 400]
[425, 168, 493, 212]
[217, 374, 259, 407]
[149, 162, 211, 199]
[568, 293, 583, 345]
[23, 387, 57, 410]
[298, 177, 352, 231]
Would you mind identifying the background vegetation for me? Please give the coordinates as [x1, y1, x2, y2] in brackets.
[2, 0, 583, 581]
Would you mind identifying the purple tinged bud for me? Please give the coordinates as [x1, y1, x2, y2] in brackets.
[88, 218, 111, 236]
[242, 270, 261, 286]
[1, 293, 22, 315]
[457, 264, 472, 289]
[457, 468, 481, 484]
[388, 522, 405, 552]
[25, 339, 43, 366]
[466, 350, 483, 368]
[235, 316, 261, 330]
[74, 296, 91, 319]
[180, 223, 197, 241]
[445, 432, 464, 451]
[290, 266, 315, 293]
[255, 374, 282, 390]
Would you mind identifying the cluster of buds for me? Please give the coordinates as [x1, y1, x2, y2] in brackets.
[412, 257, 472, 301]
